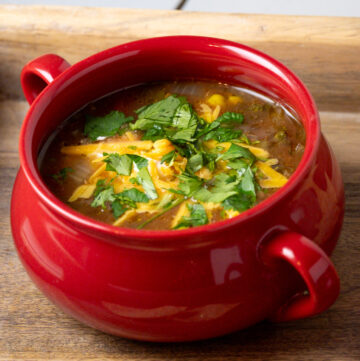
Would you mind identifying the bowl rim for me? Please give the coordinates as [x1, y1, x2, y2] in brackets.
[19, 35, 320, 242]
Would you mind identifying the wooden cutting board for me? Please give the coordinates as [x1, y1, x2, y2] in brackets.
[1, 5, 359, 361]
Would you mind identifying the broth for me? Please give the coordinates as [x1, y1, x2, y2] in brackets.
[39, 80, 305, 230]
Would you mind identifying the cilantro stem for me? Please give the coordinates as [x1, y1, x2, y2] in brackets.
[137, 197, 184, 230]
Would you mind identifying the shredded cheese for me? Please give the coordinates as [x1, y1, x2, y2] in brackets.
[68, 184, 96, 202]
[113, 209, 137, 226]
[89, 163, 107, 183]
[212, 105, 221, 121]
[256, 161, 288, 188]
[171, 201, 189, 228]
[224, 209, 240, 219]
[204, 140, 270, 159]
[61, 141, 153, 156]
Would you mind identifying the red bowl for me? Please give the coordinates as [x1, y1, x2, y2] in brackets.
[11, 36, 344, 342]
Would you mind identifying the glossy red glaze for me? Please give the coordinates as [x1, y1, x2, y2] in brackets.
[21, 54, 71, 105]
[11, 36, 344, 341]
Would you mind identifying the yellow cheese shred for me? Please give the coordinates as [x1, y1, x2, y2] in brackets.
[61, 141, 153, 156]
[88, 163, 107, 183]
[68, 184, 96, 202]
[212, 105, 221, 121]
[171, 201, 189, 228]
[113, 209, 137, 226]
[224, 209, 240, 219]
[256, 161, 288, 188]
[204, 140, 269, 160]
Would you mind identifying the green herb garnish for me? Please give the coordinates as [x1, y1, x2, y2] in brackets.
[217, 143, 255, 162]
[103, 153, 133, 175]
[173, 203, 209, 229]
[161, 150, 176, 165]
[51, 167, 74, 182]
[84, 111, 133, 141]
[136, 167, 158, 200]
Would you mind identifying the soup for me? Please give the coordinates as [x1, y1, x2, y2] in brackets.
[39, 81, 305, 230]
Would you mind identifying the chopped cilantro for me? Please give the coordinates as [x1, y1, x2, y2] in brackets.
[91, 185, 115, 209]
[84, 111, 133, 141]
[129, 177, 140, 185]
[193, 173, 238, 203]
[217, 143, 255, 161]
[127, 154, 148, 169]
[161, 150, 176, 165]
[111, 200, 128, 218]
[239, 167, 256, 202]
[172, 103, 193, 128]
[103, 153, 133, 175]
[51, 167, 73, 182]
[203, 127, 242, 142]
[136, 167, 158, 200]
[170, 112, 198, 142]
[132, 95, 186, 129]
[217, 112, 244, 124]
[228, 158, 248, 171]
[170, 173, 203, 197]
[118, 188, 149, 203]
[141, 126, 166, 141]
[173, 203, 208, 229]
[187, 153, 203, 173]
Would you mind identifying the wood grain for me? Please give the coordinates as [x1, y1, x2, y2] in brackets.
[0, 5, 359, 361]
[1, 100, 359, 361]
[0, 5, 359, 112]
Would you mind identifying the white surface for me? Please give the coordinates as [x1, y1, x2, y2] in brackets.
[1, 0, 360, 17]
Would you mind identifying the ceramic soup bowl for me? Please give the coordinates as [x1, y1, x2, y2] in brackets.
[11, 36, 344, 342]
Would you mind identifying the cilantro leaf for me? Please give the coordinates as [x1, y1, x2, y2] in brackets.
[141, 125, 166, 141]
[222, 193, 252, 212]
[84, 111, 133, 141]
[193, 173, 238, 203]
[173, 203, 208, 229]
[217, 112, 244, 124]
[111, 200, 128, 218]
[170, 112, 198, 142]
[203, 127, 242, 143]
[51, 167, 73, 182]
[132, 95, 185, 129]
[161, 150, 176, 165]
[239, 166, 256, 202]
[172, 103, 193, 128]
[228, 158, 248, 171]
[171, 173, 203, 197]
[118, 188, 149, 203]
[91, 185, 115, 209]
[136, 167, 158, 200]
[103, 153, 133, 175]
[127, 154, 148, 169]
[187, 153, 203, 173]
[193, 188, 237, 203]
[217, 143, 255, 161]
[221, 167, 257, 212]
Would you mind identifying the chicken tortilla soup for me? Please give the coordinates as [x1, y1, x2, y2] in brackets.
[39, 80, 305, 230]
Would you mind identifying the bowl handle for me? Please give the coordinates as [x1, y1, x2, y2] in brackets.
[21, 54, 71, 105]
[261, 231, 340, 322]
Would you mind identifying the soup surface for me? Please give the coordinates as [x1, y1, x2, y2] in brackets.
[40, 81, 305, 230]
